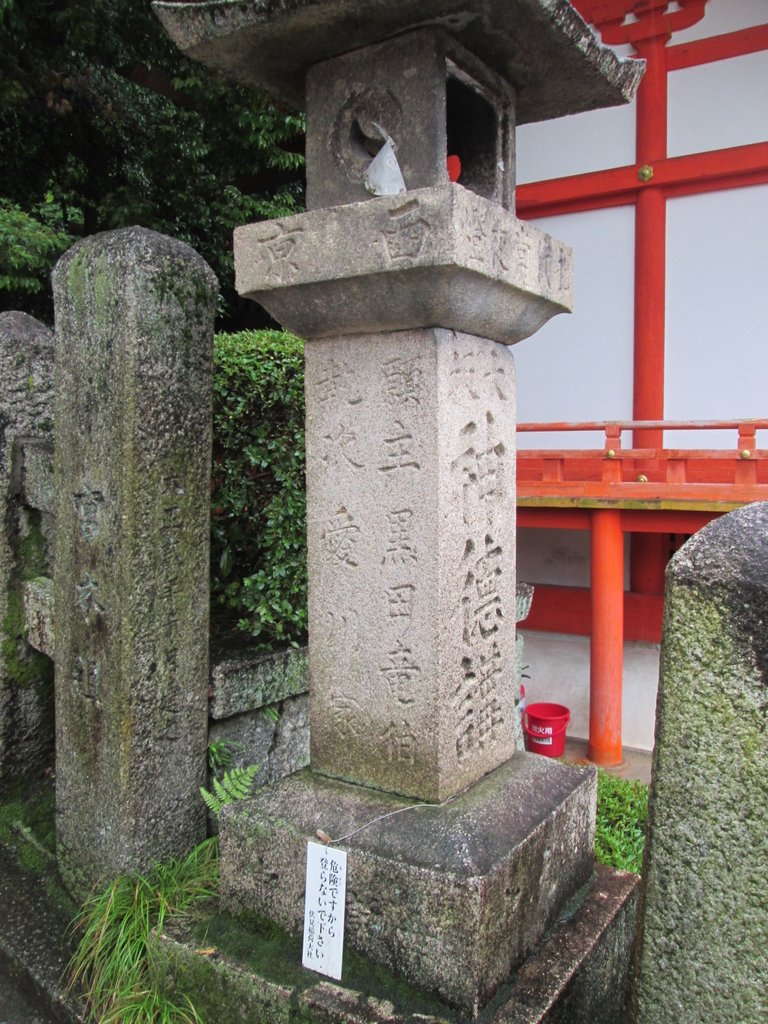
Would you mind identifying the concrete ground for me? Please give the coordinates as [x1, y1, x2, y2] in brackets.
[561, 736, 653, 785]
[0, 964, 59, 1024]
[520, 629, 660, 754]
[520, 628, 659, 784]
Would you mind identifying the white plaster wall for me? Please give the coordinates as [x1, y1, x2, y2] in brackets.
[672, 0, 768, 43]
[517, 100, 636, 184]
[669, 50, 768, 157]
[520, 630, 660, 751]
[665, 185, 768, 448]
[517, 528, 631, 589]
[514, 207, 635, 448]
[517, 528, 592, 587]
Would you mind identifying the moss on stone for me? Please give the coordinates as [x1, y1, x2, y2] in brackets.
[17, 510, 48, 577]
[63, 246, 87, 317]
[2, 589, 53, 690]
[0, 774, 56, 869]
[188, 909, 457, 1020]
[2, 509, 53, 690]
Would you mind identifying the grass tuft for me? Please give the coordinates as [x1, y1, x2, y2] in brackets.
[595, 770, 649, 874]
[68, 837, 220, 1023]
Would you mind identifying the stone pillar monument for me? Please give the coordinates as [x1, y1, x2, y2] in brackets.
[157, 0, 643, 1015]
[53, 228, 218, 896]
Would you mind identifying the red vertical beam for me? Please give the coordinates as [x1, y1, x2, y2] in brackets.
[632, 32, 670, 594]
[633, 33, 669, 449]
[589, 509, 624, 766]
[631, 533, 669, 594]
[633, 187, 666, 439]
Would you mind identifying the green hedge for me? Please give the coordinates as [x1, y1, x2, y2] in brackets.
[211, 330, 307, 647]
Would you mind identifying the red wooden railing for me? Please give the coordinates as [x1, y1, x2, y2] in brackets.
[517, 419, 768, 508]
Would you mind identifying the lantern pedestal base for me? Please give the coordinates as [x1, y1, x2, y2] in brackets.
[219, 754, 596, 1017]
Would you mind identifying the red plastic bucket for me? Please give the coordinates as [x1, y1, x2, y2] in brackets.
[524, 702, 570, 758]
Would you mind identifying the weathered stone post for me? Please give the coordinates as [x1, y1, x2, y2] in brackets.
[52, 228, 218, 895]
[0, 312, 55, 786]
[156, 1, 643, 1015]
[633, 502, 768, 1024]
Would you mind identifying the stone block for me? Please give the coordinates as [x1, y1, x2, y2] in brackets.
[491, 865, 639, 1024]
[305, 329, 519, 800]
[17, 438, 56, 567]
[235, 185, 571, 345]
[209, 646, 309, 788]
[265, 693, 310, 782]
[633, 503, 768, 1024]
[22, 577, 54, 659]
[0, 839, 85, 1023]
[220, 755, 597, 1016]
[19, 438, 55, 517]
[208, 692, 309, 788]
[154, 0, 643, 123]
[0, 312, 55, 785]
[209, 645, 308, 719]
[52, 228, 218, 895]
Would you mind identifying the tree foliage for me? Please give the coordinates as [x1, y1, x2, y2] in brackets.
[0, 0, 305, 326]
[0, 198, 72, 296]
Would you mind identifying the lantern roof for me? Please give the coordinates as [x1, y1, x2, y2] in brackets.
[153, 0, 643, 123]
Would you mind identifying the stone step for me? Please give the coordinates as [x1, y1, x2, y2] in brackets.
[217, 755, 598, 1017]
[149, 863, 639, 1024]
[0, 845, 85, 1024]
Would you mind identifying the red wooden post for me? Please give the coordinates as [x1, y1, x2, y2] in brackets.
[630, 533, 668, 595]
[632, 29, 670, 604]
[633, 28, 668, 449]
[589, 508, 624, 766]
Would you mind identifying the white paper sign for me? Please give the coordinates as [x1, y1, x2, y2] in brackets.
[302, 841, 347, 980]
[363, 123, 406, 197]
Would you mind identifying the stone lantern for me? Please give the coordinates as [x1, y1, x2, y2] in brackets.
[155, 1, 642, 1016]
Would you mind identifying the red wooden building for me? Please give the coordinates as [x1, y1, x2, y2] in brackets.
[514, 0, 768, 764]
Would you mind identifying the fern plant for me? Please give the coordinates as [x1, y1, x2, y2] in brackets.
[206, 739, 239, 772]
[200, 764, 259, 818]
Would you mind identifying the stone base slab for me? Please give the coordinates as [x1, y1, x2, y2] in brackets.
[234, 185, 571, 345]
[151, 864, 638, 1024]
[220, 754, 596, 1016]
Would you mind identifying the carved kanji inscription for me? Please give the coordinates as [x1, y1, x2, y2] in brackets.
[379, 640, 421, 705]
[383, 508, 418, 566]
[383, 720, 416, 765]
[74, 484, 104, 541]
[381, 355, 423, 407]
[379, 421, 420, 473]
[322, 507, 361, 567]
[321, 424, 365, 470]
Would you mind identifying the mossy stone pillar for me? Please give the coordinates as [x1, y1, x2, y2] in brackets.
[633, 502, 768, 1024]
[0, 312, 55, 786]
[52, 228, 217, 896]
